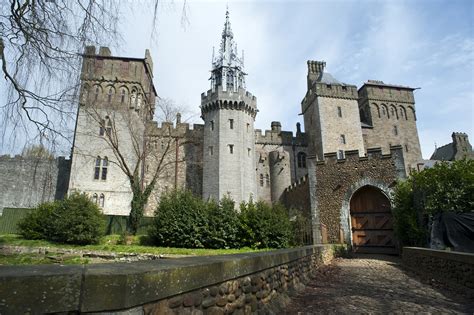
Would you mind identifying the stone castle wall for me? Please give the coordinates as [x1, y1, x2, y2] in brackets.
[0, 156, 70, 212]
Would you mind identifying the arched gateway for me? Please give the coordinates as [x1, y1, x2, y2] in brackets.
[350, 186, 396, 254]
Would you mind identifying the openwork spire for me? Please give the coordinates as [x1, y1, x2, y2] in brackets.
[210, 9, 246, 92]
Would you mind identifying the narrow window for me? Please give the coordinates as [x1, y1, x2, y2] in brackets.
[99, 119, 105, 136]
[101, 157, 108, 180]
[337, 150, 345, 160]
[92, 193, 98, 204]
[297, 152, 307, 168]
[340, 134, 346, 144]
[210, 120, 214, 131]
[229, 144, 234, 154]
[337, 106, 342, 118]
[382, 106, 387, 116]
[94, 86, 100, 101]
[247, 148, 251, 157]
[99, 194, 105, 207]
[106, 117, 112, 136]
[107, 87, 113, 102]
[405, 144, 409, 152]
[246, 123, 250, 132]
[94, 157, 101, 179]
[391, 107, 395, 117]
[393, 125, 398, 136]
[265, 174, 270, 187]
[229, 119, 234, 129]
[209, 146, 213, 156]
[120, 89, 126, 104]
[259, 174, 264, 187]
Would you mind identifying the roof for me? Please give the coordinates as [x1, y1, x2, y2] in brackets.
[361, 80, 416, 91]
[318, 72, 353, 86]
[430, 143, 454, 161]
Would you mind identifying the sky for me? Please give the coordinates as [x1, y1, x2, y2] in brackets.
[1, 0, 473, 158]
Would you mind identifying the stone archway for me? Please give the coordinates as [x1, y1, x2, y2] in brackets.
[349, 186, 396, 254]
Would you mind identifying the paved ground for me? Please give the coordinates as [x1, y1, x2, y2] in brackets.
[285, 255, 473, 314]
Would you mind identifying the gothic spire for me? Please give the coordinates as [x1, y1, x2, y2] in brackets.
[210, 9, 246, 92]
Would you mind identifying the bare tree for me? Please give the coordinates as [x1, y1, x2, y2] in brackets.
[0, 1, 122, 149]
[155, 97, 197, 123]
[80, 99, 192, 235]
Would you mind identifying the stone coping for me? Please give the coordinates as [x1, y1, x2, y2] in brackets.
[0, 245, 333, 314]
[403, 247, 474, 265]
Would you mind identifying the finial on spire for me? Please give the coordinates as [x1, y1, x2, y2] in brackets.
[212, 46, 215, 64]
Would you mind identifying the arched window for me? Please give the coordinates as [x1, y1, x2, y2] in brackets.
[94, 86, 100, 101]
[265, 174, 270, 187]
[297, 152, 307, 168]
[120, 88, 127, 104]
[130, 89, 137, 108]
[107, 87, 114, 103]
[99, 119, 105, 136]
[92, 193, 98, 205]
[99, 194, 105, 207]
[381, 105, 388, 117]
[373, 103, 380, 118]
[106, 117, 112, 136]
[101, 157, 108, 180]
[259, 174, 264, 187]
[94, 157, 101, 179]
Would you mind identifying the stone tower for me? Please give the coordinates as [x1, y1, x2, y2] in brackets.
[201, 10, 258, 204]
[69, 46, 156, 215]
[358, 80, 422, 172]
[301, 60, 365, 160]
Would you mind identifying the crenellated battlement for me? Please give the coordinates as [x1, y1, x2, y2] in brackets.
[315, 145, 404, 165]
[146, 121, 204, 139]
[255, 122, 307, 146]
[200, 86, 257, 118]
[285, 174, 308, 193]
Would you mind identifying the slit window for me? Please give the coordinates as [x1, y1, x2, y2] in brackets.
[340, 134, 346, 144]
[337, 106, 342, 118]
[229, 119, 234, 129]
[393, 125, 398, 136]
[209, 146, 213, 156]
[260, 174, 264, 187]
[229, 144, 234, 154]
[210, 120, 214, 131]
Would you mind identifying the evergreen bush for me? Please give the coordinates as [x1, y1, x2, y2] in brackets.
[18, 193, 105, 245]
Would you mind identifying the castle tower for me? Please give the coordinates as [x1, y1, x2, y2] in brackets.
[201, 10, 258, 204]
[301, 60, 365, 160]
[358, 80, 422, 172]
[69, 46, 157, 215]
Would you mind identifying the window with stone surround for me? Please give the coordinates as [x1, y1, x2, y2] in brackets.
[340, 134, 346, 144]
[210, 120, 214, 131]
[107, 87, 114, 103]
[92, 193, 98, 204]
[209, 146, 213, 156]
[94, 85, 100, 101]
[94, 157, 101, 179]
[99, 194, 105, 207]
[247, 123, 250, 132]
[337, 106, 342, 118]
[229, 119, 234, 129]
[229, 144, 234, 154]
[101, 157, 108, 180]
[99, 119, 105, 136]
[337, 150, 345, 159]
[297, 152, 307, 168]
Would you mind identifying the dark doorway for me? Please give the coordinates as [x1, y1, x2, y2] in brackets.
[350, 186, 397, 254]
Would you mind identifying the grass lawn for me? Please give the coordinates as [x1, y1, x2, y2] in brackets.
[0, 234, 265, 260]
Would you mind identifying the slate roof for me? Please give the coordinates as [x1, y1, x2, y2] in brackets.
[319, 72, 343, 85]
[430, 143, 454, 161]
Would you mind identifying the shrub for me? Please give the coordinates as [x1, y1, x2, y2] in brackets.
[18, 193, 105, 245]
[149, 190, 207, 248]
[238, 201, 293, 249]
[203, 196, 240, 249]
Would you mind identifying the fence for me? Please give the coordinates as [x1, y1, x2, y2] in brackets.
[0, 208, 153, 235]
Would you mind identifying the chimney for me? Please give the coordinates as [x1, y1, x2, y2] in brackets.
[84, 46, 96, 56]
[307, 60, 326, 89]
[271, 121, 282, 133]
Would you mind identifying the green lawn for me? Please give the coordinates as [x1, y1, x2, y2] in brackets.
[0, 234, 264, 258]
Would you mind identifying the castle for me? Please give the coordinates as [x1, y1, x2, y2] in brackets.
[0, 10, 434, 253]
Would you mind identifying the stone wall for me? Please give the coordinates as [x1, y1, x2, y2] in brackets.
[283, 175, 310, 214]
[0, 156, 70, 212]
[402, 247, 474, 298]
[314, 146, 406, 243]
[0, 244, 345, 314]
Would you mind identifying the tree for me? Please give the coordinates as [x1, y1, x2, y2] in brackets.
[392, 159, 474, 246]
[22, 144, 54, 159]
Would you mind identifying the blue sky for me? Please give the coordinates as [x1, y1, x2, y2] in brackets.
[1, 0, 472, 158]
[115, 0, 472, 159]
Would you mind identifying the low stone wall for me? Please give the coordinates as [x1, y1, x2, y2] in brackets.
[0, 244, 344, 314]
[402, 247, 474, 298]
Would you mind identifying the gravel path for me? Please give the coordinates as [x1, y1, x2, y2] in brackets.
[285, 255, 473, 314]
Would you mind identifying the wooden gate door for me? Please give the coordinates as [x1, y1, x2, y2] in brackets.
[350, 186, 397, 254]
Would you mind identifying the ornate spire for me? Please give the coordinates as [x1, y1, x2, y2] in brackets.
[210, 9, 246, 92]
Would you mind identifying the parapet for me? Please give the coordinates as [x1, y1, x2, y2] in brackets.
[145, 121, 204, 139]
[255, 123, 308, 146]
[200, 86, 257, 117]
[316, 145, 404, 165]
[285, 174, 309, 193]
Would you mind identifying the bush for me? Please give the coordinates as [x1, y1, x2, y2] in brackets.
[148, 190, 207, 248]
[18, 193, 105, 245]
[392, 159, 474, 247]
[149, 190, 293, 249]
[238, 201, 293, 249]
